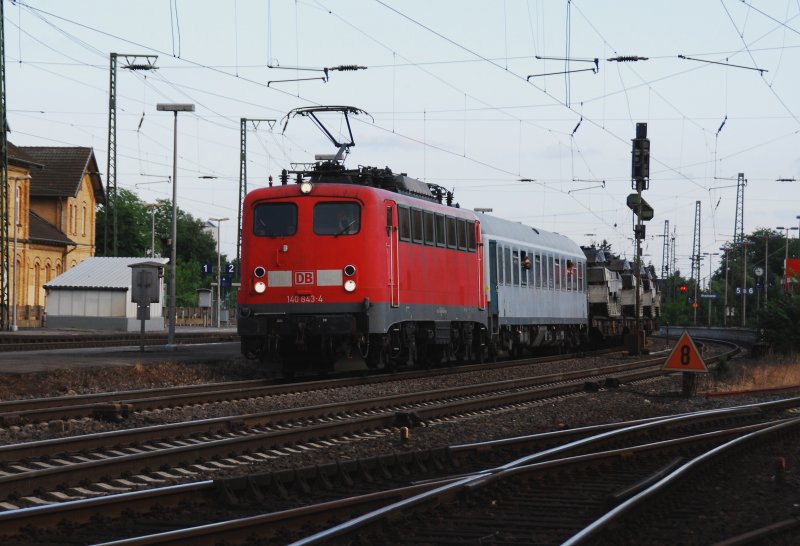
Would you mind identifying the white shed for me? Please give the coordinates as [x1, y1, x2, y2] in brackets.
[44, 257, 169, 331]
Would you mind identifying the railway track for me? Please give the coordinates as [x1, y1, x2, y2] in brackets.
[0, 331, 239, 352]
[3, 397, 799, 545]
[0, 352, 683, 506]
[0, 347, 628, 424]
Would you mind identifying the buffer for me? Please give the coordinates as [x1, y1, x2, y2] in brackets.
[663, 330, 708, 373]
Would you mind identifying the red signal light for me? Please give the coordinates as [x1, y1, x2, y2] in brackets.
[679, 285, 687, 292]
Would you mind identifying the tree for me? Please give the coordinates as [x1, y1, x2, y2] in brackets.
[95, 192, 221, 306]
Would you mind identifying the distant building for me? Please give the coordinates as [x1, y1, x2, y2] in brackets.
[5, 143, 104, 327]
[44, 257, 168, 331]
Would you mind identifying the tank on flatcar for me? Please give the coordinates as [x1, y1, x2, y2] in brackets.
[479, 213, 589, 356]
[236, 162, 486, 373]
[640, 264, 661, 333]
[583, 247, 624, 342]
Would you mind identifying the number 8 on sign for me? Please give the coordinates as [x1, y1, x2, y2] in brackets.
[663, 331, 708, 373]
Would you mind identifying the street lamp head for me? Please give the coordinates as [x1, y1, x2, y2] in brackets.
[209, 217, 229, 222]
[157, 103, 195, 112]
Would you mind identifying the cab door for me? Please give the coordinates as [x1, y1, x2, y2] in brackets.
[385, 200, 400, 307]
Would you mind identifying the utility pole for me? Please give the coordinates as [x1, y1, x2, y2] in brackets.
[105, 53, 157, 256]
[0, 0, 8, 330]
[627, 122, 652, 355]
[238, 118, 276, 282]
[691, 201, 701, 325]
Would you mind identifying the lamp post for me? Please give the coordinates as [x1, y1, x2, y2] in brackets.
[776, 226, 798, 294]
[144, 203, 158, 258]
[208, 217, 228, 329]
[10, 175, 32, 332]
[703, 252, 719, 326]
[720, 246, 729, 326]
[157, 103, 195, 348]
[742, 240, 748, 327]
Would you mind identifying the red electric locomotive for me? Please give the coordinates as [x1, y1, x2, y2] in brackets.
[237, 107, 488, 374]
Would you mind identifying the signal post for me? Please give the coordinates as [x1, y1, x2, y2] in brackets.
[628, 123, 652, 355]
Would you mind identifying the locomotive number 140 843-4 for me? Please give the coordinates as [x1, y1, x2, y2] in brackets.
[287, 295, 324, 303]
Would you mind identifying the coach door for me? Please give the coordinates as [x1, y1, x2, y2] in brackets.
[488, 240, 499, 331]
[385, 201, 400, 307]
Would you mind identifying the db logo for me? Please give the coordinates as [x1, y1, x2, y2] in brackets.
[294, 271, 315, 285]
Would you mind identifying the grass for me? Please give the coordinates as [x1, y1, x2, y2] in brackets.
[708, 353, 800, 393]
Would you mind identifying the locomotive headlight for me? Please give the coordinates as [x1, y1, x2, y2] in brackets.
[254, 281, 267, 294]
[300, 181, 313, 194]
[253, 266, 266, 278]
[343, 264, 356, 277]
[344, 279, 357, 292]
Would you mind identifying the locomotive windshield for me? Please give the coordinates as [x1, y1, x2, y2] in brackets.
[314, 202, 361, 236]
[253, 202, 297, 237]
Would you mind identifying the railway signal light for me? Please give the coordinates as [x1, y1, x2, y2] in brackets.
[679, 285, 687, 292]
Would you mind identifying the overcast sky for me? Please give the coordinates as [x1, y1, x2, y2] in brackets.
[5, 1, 800, 282]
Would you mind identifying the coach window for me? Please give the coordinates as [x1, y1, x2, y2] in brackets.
[547, 255, 554, 289]
[435, 214, 446, 247]
[446, 217, 457, 249]
[534, 253, 542, 288]
[520, 251, 530, 286]
[497, 245, 505, 285]
[398, 206, 411, 241]
[457, 219, 467, 251]
[558, 256, 564, 290]
[423, 211, 435, 245]
[504, 246, 512, 285]
[467, 221, 476, 251]
[411, 208, 424, 243]
[512, 250, 520, 285]
[253, 202, 298, 237]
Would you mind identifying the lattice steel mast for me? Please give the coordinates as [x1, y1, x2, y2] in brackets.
[0, 0, 9, 329]
[104, 53, 157, 256]
[661, 219, 670, 279]
[238, 118, 275, 281]
[691, 201, 701, 324]
[733, 172, 746, 245]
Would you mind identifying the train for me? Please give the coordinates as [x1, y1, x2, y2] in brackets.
[236, 107, 660, 374]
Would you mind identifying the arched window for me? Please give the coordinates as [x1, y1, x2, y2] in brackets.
[34, 262, 42, 306]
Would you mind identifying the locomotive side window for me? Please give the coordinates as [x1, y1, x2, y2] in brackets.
[314, 202, 361, 236]
[398, 206, 411, 241]
[456, 219, 467, 251]
[534, 254, 542, 288]
[435, 214, 446, 247]
[424, 212, 435, 245]
[446, 217, 457, 249]
[253, 202, 297, 237]
[411, 208, 424, 243]
[467, 221, 476, 251]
